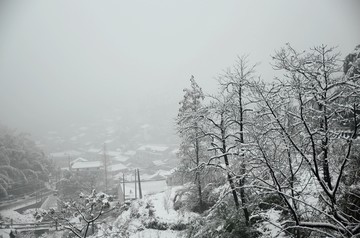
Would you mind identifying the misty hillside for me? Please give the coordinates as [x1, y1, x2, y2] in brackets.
[0, 124, 53, 199]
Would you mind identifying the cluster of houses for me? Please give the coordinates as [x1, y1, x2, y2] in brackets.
[50, 144, 178, 187]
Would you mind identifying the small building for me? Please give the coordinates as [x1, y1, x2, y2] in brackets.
[70, 157, 88, 167]
[71, 161, 103, 172]
[136, 144, 169, 161]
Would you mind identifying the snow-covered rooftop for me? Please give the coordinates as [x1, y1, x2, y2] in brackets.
[50, 150, 82, 158]
[109, 163, 127, 172]
[72, 161, 103, 169]
[107, 150, 122, 157]
[124, 150, 136, 156]
[112, 155, 129, 162]
[138, 145, 169, 152]
[153, 160, 166, 166]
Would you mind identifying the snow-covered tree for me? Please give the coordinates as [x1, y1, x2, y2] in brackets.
[251, 44, 360, 237]
[0, 124, 52, 198]
[38, 189, 117, 238]
[201, 92, 242, 210]
[217, 55, 258, 226]
[176, 76, 207, 212]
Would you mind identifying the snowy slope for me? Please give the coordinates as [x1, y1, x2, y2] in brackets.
[91, 186, 198, 238]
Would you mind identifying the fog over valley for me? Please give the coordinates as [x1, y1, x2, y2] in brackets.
[1, 1, 360, 237]
[1, 1, 359, 145]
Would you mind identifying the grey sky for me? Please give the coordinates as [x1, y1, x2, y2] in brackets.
[0, 0, 359, 134]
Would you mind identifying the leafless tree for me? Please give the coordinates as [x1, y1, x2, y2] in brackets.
[217, 55, 258, 226]
[250, 44, 360, 237]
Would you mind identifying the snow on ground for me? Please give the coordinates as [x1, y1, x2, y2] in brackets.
[0, 229, 11, 237]
[1, 208, 37, 224]
[1, 199, 40, 223]
[118, 180, 168, 199]
[129, 229, 180, 238]
[40, 195, 58, 210]
[93, 186, 198, 238]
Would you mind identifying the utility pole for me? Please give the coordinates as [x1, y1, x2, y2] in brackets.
[123, 173, 126, 201]
[35, 182, 38, 212]
[68, 155, 71, 171]
[137, 169, 143, 199]
[35, 190, 38, 212]
[134, 169, 137, 199]
[103, 143, 108, 193]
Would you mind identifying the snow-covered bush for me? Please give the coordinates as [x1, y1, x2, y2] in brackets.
[185, 197, 260, 238]
[173, 182, 219, 213]
[38, 189, 118, 238]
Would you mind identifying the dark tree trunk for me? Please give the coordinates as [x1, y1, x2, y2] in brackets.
[224, 153, 240, 209]
[195, 136, 204, 211]
[319, 102, 332, 190]
[238, 85, 250, 226]
[221, 114, 240, 209]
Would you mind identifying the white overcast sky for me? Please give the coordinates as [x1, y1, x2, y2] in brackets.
[0, 0, 359, 133]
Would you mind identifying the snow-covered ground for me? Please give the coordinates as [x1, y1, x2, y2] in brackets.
[1, 208, 37, 224]
[118, 180, 168, 200]
[129, 229, 180, 238]
[92, 186, 198, 238]
[1, 198, 41, 224]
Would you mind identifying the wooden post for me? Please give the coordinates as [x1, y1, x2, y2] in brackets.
[137, 169, 143, 199]
[134, 170, 137, 199]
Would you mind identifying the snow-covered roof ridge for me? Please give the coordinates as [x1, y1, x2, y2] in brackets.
[71, 157, 88, 164]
